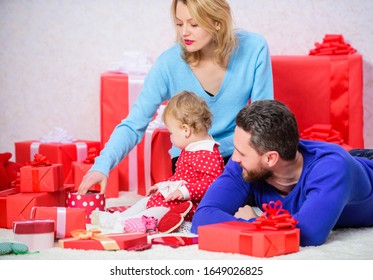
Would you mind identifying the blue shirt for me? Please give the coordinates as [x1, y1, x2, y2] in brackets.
[92, 30, 274, 176]
[191, 140, 373, 246]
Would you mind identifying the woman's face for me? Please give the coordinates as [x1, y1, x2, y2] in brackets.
[175, 1, 214, 54]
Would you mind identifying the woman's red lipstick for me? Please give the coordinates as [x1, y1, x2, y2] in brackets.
[184, 39, 194, 45]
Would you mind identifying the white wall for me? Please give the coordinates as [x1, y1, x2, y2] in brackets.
[1, 0, 372, 159]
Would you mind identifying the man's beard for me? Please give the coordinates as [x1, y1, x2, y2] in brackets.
[242, 165, 272, 182]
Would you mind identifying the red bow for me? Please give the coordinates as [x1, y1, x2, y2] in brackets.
[309, 34, 356, 56]
[83, 147, 98, 164]
[253, 200, 298, 230]
[29, 153, 52, 166]
[301, 124, 352, 150]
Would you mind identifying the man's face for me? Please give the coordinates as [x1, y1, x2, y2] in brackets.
[232, 126, 272, 182]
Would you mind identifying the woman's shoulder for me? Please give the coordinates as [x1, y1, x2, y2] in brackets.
[235, 29, 268, 46]
[156, 43, 183, 64]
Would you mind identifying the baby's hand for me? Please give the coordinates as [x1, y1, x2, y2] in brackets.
[146, 185, 159, 196]
[165, 189, 184, 202]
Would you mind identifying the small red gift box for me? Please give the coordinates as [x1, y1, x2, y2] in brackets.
[66, 192, 105, 223]
[198, 221, 300, 258]
[13, 219, 55, 251]
[0, 189, 66, 229]
[58, 229, 148, 250]
[20, 164, 64, 193]
[30, 206, 87, 238]
[14, 139, 101, 183]
[198, 201, 300, 258]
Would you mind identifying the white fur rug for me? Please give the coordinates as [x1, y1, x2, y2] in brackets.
[1, 191, 373, 260]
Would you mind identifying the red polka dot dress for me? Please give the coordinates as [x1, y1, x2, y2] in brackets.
[146, 139, 225, 221]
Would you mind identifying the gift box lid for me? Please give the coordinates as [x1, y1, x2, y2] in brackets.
[13, 219, 55, 234]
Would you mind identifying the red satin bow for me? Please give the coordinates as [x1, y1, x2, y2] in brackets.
[253, 200, 298, 230]
[301, 124, 352, 150]
[309, 34, 356, 56]
[83, 147, 98, 164]
[29, 153, 52, 166]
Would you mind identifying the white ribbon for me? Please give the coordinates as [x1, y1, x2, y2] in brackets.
[127, 75, 146, 191]
[56, 207, 67, 238]
[108, 50, 152, 77]
[143, 105, 167, 189]
[30, 142, 41, 160]
[74, 142, 88, 162]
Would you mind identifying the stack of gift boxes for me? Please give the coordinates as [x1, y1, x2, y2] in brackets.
[1, 147, 148, 251]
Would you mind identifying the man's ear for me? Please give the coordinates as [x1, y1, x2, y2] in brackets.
[263, 151, 279, 167]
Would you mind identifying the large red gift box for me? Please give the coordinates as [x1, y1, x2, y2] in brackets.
[14, 140, 101, 184]
[101, 72, 172, 194]
[0, 188, 66, 229]
[30, 206, 87, 238]
[58, 230, 148, 250]
[20, 164, 64, 193]
[272, 54, 363, 149]
[198, 221, 300, 258]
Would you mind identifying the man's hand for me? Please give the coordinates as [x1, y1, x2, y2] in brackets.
[77, 171, 107, 195]
[234, 205, 258, 220]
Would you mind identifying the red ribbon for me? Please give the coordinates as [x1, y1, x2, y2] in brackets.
[253, 200, 298, 230]
[309, 34, 356, 56]
[28, 153, 52, 166]
[83, 147, 98, 164]
[301, 124, 352, 150]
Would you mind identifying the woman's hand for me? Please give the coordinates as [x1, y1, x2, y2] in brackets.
[77, 171, 107, 195]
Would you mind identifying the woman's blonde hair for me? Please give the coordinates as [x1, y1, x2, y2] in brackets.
[163, 91, 212, 134]
[171, 0, 237, 67]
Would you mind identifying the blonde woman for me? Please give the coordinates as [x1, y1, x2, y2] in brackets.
[79, 0, 273, 198]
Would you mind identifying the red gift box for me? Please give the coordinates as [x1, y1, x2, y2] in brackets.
[66, 192, 105, 223]
[58, 229, 148, 250]
[30, 206, 87, 238]
[100, 72, 172, 194]
[0, 188, 19, 228]
[14, 140, 101, 184]
[20, 164, 64, 193]
[198, 221, 300, 258]
[0, 189, 66, 229]
[272, 53, 363, 149]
